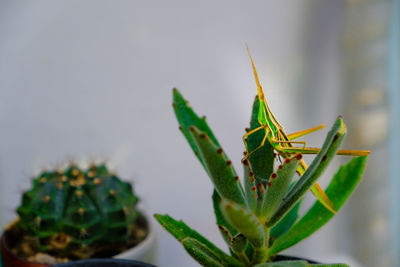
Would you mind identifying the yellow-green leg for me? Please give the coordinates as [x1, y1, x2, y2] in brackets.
[287, 124, 326, 140]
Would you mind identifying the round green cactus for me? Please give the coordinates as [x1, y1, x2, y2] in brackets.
[16, 163, 140, 259]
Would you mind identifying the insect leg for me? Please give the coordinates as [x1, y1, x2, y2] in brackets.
[242, 126, 269, 160]
[273, 140, 307, 149]
[243, 125, 266, 152]
[280, 147, 370, 156]
[287, 124, 326, 140]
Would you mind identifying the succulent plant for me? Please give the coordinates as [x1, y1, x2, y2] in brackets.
[154, 89, 368, 267]
[16, 163, 140, 260]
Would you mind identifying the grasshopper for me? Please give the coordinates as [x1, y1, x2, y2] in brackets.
[244, 47, 370, 213]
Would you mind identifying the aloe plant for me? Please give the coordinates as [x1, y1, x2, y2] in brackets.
[155, 89, 368, 266]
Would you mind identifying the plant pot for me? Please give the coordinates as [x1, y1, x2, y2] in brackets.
[113, 214, 157, 265]
[53, 259, 156, 267]
[1, 214, 157, 267]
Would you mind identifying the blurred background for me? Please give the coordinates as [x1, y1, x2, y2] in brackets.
[0, 1, 398, 266]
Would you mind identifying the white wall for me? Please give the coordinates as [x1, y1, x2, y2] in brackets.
[0, 1, 357, 266]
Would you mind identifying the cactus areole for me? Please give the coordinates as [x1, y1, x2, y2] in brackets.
[4, 164, 147, 264]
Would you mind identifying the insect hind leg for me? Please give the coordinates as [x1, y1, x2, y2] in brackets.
[287, 124, 326, 140]
[273, 140, 307, 150]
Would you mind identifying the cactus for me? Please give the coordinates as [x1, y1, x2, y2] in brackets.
[154, 89, 368, 267]
[16, 163, 140, 260]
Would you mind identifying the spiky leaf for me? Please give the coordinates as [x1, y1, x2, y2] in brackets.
[243, 160, 258, 212]
[218, 225, 233, 246]
[212, 190, 238, 237]
[182, 238, 228, 267]
[190, 126, 246, 205]
[261, 154, 301, 219]
[173, 88, 221, 166]
[154, 214, 242, 266]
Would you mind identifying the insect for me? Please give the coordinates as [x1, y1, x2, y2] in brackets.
[244, 47, 370, 213]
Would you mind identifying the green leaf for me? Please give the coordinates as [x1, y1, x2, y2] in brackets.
[213, 191, 238, 241]
[154, 214, 242, 266]
[230, 234, 248, 254]
[182, 238, 227, 267]
[218, 225, 233, 246]
[190, 126, 246, 205]
[269, 199, 301, 243]
[269, 156, 367, 255]
[220, 199, 265, 248]
[173, 88, 221, 167]
[243, 160, 258, 212]
[267, 117, 346, 227]
[246, 97, 275, 184]
[261, 154, 302, 219]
